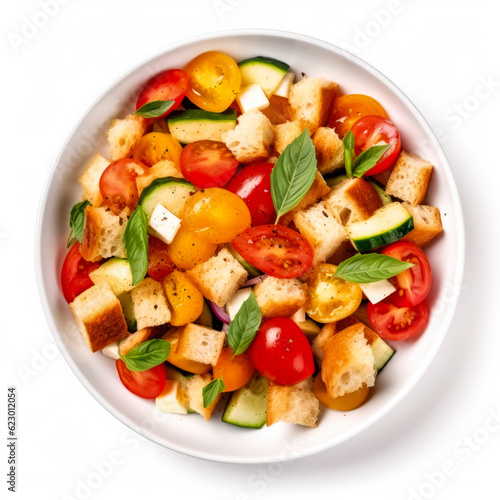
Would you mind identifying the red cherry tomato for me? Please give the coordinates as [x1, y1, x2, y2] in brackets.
[367, 298, 429, 341]
[180, 140, 239, 188]
[147, 236, 175, 282]
[61, 242, 101, 303]
[250, 317, 315, 385]
[115, 359, 166, 399]
[99, 159, 146, 215]
[136, 69, 188, 118]
[350, 115, 401, 175]
[382, 241, 432, 307]
[231, 225, 313, 279]
[225, 163, 276, 225]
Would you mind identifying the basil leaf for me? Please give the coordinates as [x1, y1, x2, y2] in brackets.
[67, 200, 90, 247]
[271, 129, 317, 224]
[119, 339, 170, 372]
[334, 253, 414, 283]
[352, 144, 390, 178]
[202, 377, 225, 408]
[123, 206, 149, 286]
[134, 100, 175, 118]
[343, 131, 355, 178]
[228, 291, 262, 357]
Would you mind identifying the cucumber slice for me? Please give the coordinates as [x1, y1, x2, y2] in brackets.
[326, 173, 349, 188]
[371, 337, 395, 372]
[222, 373, 268, 429]
[195, 300, 214, 329]
[89, 258, 134, 296]
[118, 291, 137, 332]
[167, 109, 236, 144]
[347, 202, 414, 253]
[139, 177, 194, 220]
[228, 244, 261, 278]
[238, 56, 289, 97]
[368, 180, 393, 206]
[296, 319, 321, 339]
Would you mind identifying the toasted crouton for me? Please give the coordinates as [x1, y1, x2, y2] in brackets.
[222, 109, 273, 164]
[78, 154, 110, 206]
[176, 323, 225, 365]
[294, 201, 347, 266]
[279, 171, 331, 226]
[136, 160, 182, 195]
[186, 248, 248, 307]
[322, 177, 382, 226]
[69, 282, 129, 353]
[402, 202, 443, 247]
[266, 382, 320, 428]
[106, 114, 148, 160]
[385, 151, 434, 205]
[184, 373, 221, 421]
[118, 325, 168, 356]
[272, 120, 307, 155]
[322, 323, 376, 399]
[80, 206, 127, 262]
[130, 278, 171, 330]
[288, 77, 339, 134]
[254, 277, 306, 318]
[312, 127, 344, 174]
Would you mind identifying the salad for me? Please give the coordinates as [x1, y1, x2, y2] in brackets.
[61, 51, 443, 429]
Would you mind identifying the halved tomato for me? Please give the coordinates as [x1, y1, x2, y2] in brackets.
[213, 347, 255, 392]
[116, 359, 166, 399]
[231, 225, 313, 279]
[147, 236, 174, 282]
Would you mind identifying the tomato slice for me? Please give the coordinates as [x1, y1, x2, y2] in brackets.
[250, 317, 315, 385]
[367, 298, 429, 341]
[180, 140, 239, 188]
[115, 359, 166, 399]
[225, 163, 276, 225]
[136, 69, 188, 118]
[350, 115, 401, 175]
[213, 347, 255, 392]
[99, 159, 146, 215]
[382, 241, 432, 307]
[231, 225, 313, 279]
[61, 242, 101, 303]
[147, 236, 175, 282]
[133, 132, 183, 169]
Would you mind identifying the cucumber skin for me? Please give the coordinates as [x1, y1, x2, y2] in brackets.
[138, 177, 194, 205]
[228, 244, 261, 278]
[352, 217, 414, 253]
[238, 56, 290, 72]
[167, 108, 236, 125]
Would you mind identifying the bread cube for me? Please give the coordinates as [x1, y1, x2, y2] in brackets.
[130, 278, 171, 330]
[402, 202, 443, 247]
[78, 154, 110, 206]
[312, 127, 344, 174]
[106, 114, 148, 161]
[253, 277, 306, 318]
[272, 120, 306, 155]
[176, 323, 225, 366]
[118, 325, 168, 356]
[185, 373, 222, 422]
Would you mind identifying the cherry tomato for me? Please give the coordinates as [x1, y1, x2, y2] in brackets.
[164, 331, 211, 374]
[329, 94, 389, 138]
[184, 51, 241, 112]
[350, 116, 401, 175]
[136, 69, 188, 118]
[180, 140, 239, 188]
[167, 225, 217, 270]
[260, 95, 292, 125]
[250, 317, 315, 385]
[147, 236, 174, 282]
[367, 298, 429, 341]
[163, 270, 204, 326]
[213, 347, 255, 392]
[182, 188, 251, 244]
[225, 163, 276, 225]
[116, 359, 166, 399]
[305, 264, 363, 323]
[313, 374, 370, 411]
[232, 225, 313, 279]
[61, 242, 101, 303]
[99, 159, 146, 215]
[382, 241, 432, 307]
[133, 132, 183, 169]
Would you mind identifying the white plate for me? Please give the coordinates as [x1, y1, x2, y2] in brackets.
[35, 29, 465, 463]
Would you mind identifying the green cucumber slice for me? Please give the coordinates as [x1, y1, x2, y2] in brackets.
[118, 291, 137, 332]
[238, 56, 289, 97]
[368, 180, 393, 206]
[371, 337, 395, 372]
[326, 173, 349, 188]
[195, 300, 214, 329]
[228, 244, 262, 278]
[89, 258, 134, 296]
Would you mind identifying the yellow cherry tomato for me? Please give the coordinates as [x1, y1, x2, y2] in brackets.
[182, 188, 251, 244]
[313, 374, 370, 411]
[184, 51, 241, 112]
[305, 263, 363, 323]
[168, 225, 217, 270]
[163, 329, 211, 374]
[133, 132, 183, 168]
[163, 270, 204, 326]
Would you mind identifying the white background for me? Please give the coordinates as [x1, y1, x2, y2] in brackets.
[2, 0, 499, 499]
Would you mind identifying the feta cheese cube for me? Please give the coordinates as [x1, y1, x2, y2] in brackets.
[149, 204, 181, 244]
[273, 71, 295, 99]
[102, 342, 120, 360]
[236, 84, 270, 113]
[226, 287, 253, 321]
[360, 280, 396, 304]
[156, 380, 188, 415]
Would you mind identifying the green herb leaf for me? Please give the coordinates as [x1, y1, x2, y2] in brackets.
[123, 206, 149, 286]
[271, 129, 317, 224]
[119, 339, 170, 372]
[134, 100, 175, 118]
[352, 143, 390, 178]
[334, 253, 414, 283]
[228, 291, 262, 357]
[343, 131, 355, 178]
[202, 377, 225, 408]
[67, 200, 90, 247]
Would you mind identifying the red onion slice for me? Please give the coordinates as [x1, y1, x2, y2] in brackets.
[242, 274, 268, 287]
[210, 301, 231, 324]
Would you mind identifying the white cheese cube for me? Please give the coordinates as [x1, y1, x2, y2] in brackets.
[102, 343, 120, 360]
[149, 204, 181, 245]
[360, 280, 396, 304]
[236, 84, 270, 113]
[273, 71, 295, 98]
[156, 380, 187, 415]
[226, 287, 253, 321]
